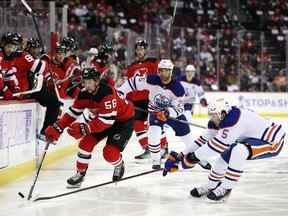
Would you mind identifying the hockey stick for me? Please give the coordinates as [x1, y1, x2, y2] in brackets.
[0, 74, 44, 99]
[167, 0, 178, 57]
[27, 141, 51, 200]
[21, 0, 45, 51]
[134, 106, 207, 129]
[21, 0, 61, 100]
[65, 81, 81, 93]
[33, 168, 163, 202]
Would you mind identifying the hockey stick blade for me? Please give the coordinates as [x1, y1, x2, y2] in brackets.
[33, 168, 163, 202]
[27, 141, 51, 200]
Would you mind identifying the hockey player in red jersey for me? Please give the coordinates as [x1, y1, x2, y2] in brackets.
[0, 33, 21, 99]
[24, 38, 41, 59]
[60, 36, 79, 64]
[47, 43, 81, 99]
[125, 39, 168, 159]
[90, 43, 116, 87]
[0, 32, 62, 137]
[45, 68, 134, 188]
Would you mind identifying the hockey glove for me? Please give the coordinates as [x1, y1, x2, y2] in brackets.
[155, 111, 168, 122]
[67, 123, 90, 139]
[3, 86, 14, 100]
[163, 151, 182, 176]
[45, 123, 64, 142]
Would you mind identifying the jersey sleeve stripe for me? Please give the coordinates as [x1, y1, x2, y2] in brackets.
[70, 107, 83, 115]
[97, 117, 115, 125]
[67, 107, 83, 119]
[98, 115, 116, 120]
[30, 59, 40, 72]
[31, 59, 42, 73]
[98, 111, 117, 117]
[210, 139, 228, 151]
[208, 140, 225, 153]
[128, 79, 135, 91]
[31, 59, 46, 75]
[213, 137, 229, 146]
[72, 107, 84, 112]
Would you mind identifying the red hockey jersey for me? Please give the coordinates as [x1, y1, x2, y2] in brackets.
[125, 58, 159, 101]
[57, 81, 134, 133]
[0, 51, 21, 98]
[13, 51, 47, 91]
[49, 57, 81, 98]
[90, 59, 115, 87]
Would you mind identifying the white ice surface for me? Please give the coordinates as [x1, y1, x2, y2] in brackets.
[0, 118, 288, 216]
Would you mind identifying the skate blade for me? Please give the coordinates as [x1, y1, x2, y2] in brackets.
[66, 183, 81, 189]
[205, 195, 230, 204]
[134, 159, 151, 164]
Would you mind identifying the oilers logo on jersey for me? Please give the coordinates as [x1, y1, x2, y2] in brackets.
[153, 93, 171, 109]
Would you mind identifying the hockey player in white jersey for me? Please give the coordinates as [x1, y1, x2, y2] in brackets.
[179, 64, 208, 124]
[163, 98, 286, 201]
[118, 59, 208, 169]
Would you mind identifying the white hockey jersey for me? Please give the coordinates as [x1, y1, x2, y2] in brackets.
[185, 107, 286, 154]
[180, 81, 205, 105]
[118, 74, 185, 115]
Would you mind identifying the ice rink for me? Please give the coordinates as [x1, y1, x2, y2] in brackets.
[0, 118, 287, 216]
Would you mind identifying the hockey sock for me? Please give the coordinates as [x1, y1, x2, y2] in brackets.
[77, 136, 97, 171]
[160, 131, 168, 149]
[222, 144, 249, 189]
[134, 120, 148, 149]
[208, 157, 227, 188]
[148, 125, 162, 162]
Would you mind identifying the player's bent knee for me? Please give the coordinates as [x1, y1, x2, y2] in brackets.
[103, 144, 120, 162]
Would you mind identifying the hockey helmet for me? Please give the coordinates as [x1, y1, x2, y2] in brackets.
[158, 59, 174, 70]
[101, 41, 114, 53]
[82, 68, 101, 80]
[87, 47, 98, 56]
[26, 38, 41, 49]
[207, 98, 231, 120]
[55, 43, 67, 53]
[61, 36, 77, 51]
[1, 32, 23, 45]
[135, 39, 148, 49]
[185, 64, 196, 72]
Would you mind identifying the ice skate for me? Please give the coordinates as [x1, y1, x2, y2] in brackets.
[207, 186, 231, 202]
[113, 161, 125, 181]
[67, 171, 86, 188]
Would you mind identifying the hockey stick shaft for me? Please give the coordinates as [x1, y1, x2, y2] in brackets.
[66, 81, 81, 93]
[27, 141, 50, 200]
[33, 168, 163, 202]
[21, 0, 44, 51]
[21, 0, 61, 100]
[134, 106, 207, 129]
[168, 0, 178, 57]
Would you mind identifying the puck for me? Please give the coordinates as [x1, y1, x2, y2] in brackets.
[18, 192, 25, 199]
